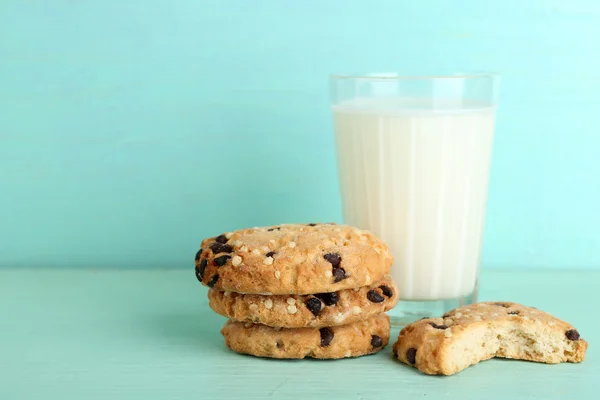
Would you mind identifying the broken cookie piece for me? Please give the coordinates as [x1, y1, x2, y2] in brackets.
[393, 302, 588, 375]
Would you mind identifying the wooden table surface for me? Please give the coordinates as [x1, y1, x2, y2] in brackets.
[1, 269, 596, 399]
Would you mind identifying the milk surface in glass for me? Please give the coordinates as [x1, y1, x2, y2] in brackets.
[332, 97, 495, 301]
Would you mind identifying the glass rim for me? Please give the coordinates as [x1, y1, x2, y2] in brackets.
[330, 72, 500, 81]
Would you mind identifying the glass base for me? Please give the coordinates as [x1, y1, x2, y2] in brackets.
[388, 292, 476, 328]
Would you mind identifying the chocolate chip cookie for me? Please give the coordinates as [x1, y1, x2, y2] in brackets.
[208, 275, 398, 328]
[195, 223, 393, 295]
[221, 313, 390, 359]
[393, 302, 588, 375]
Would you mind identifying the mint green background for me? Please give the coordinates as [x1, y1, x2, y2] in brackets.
[1, 1, 599, 269]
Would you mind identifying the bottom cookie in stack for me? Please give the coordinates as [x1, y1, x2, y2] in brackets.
[221, 314, 390, 359]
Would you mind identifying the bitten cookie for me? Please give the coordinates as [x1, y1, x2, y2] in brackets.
[393, 302, 588, 375]
[221, 314, 390, 359]
[208, 275, 398, 328]
[195, 223, 393, 295]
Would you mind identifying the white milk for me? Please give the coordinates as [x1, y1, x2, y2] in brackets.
[332, 98, 495, 300]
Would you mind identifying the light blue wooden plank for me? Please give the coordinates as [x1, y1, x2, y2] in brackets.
[0, 269, 596, 399]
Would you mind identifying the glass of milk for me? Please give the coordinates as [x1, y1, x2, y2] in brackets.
[330, 72, 499, 325]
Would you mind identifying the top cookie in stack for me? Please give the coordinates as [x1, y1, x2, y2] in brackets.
[195, 223, 398, 359]
[195, 222, 393, 295]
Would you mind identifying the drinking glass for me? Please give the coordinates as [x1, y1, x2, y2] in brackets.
[330, 72, 499, 326]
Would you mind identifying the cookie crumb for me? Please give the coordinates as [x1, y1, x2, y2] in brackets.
[231, 240, 243, 247]
[288, 241, 297, 248]
[352, 306, 362, 315]
[239, 245, 248, 253]
[334, 312, 345, 324]
[225, 232, 233, 239]
[286, 297, 296, 305]
[249, 303, 258, 311]
[455, 312, 463, 318]
[275, 271, 281, 279]
[344, 350, 352, 357]
[264, 299, 273, 309]
[232, 256, 243, 267]
[252, 249, 261, 255]
[264, 256, 274, 265]
[444, 329, 453, 338]
[224, 291, 231, 297]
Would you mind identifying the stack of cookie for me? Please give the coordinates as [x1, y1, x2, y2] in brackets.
[194, 223, 398, 359]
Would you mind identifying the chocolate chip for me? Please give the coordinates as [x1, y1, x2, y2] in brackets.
[314, 292, 339, 306]
[305, 297, 322, 316]
[214, 255, 231, 266]
[495, 303, 510, 308]
[308, 223, 318, 226]
[508, 311, 520, 315]
[332, 267, 347, 283]
[210, 242, 232, 254]
[442, 313, 450, 318]
[215, 234, 228, 244]
[323, 253, 341, 267]
[266, 251, 276, 258]
[197, 259, 208, 280]
[267, 227, 281, 231]
[276, 340, 283, 349]
[566, 329, 580, 341]
[371, 335, 383, 349]
[207, 274, 219, 287]
[195, 249, 202, 261]
[429, 322, 448, 330]
[379, 285, 393, 298]
[367, 289, 385, 303]
[406, 347, 417, 364]
[419, 317, 429, 320]
[393, 347, 398, 357]
[320, 327, 334, 347]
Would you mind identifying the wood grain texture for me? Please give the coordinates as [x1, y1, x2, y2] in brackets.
[0, 269, 596, 399]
